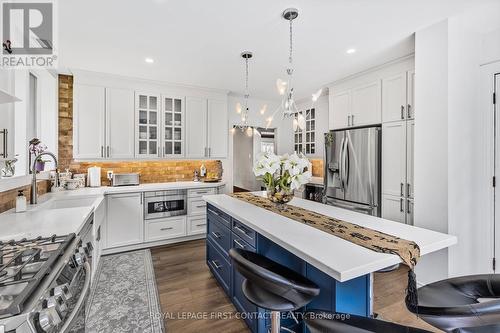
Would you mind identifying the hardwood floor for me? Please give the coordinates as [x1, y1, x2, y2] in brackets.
[152, 239, 440, 333]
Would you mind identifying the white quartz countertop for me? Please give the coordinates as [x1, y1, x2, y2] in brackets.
[0, 181, 225, 241]
[203, 192, 457, 282]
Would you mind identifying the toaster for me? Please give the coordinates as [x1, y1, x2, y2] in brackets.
[112, 173, 140, 187]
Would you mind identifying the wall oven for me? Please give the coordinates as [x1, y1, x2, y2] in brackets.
[144, 190, 187, 220]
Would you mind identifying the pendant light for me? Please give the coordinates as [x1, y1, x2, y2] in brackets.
[234, 51, 254, 135]
[267, 8, 322, 131]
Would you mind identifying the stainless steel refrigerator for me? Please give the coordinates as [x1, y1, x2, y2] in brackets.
[323, 126, 381, 216]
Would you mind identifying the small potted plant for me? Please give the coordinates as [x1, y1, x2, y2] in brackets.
[253, 152, 312, 205]
[1, 155, 18, 177]
[29, 138, 48, 172]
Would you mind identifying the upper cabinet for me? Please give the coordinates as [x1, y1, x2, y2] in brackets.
[136, 93, 160, 158]
[328, 80, 381, 130]
[207, 99, 228, 158]
[107, 88, 135, 159]
[74, 85, 135, 160]
[73, 84, 106, 159]
[351, 80, 381, 127]
[186, 97, 228, 159]
[73, 72, 228, 161]
[382, 70, 415, 122]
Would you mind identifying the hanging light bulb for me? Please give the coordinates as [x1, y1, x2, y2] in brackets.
[292, 118, 298, 132]
[246, 127, 253, 137]
[236, 102, 242, 114]
[297, 113, 306, 130]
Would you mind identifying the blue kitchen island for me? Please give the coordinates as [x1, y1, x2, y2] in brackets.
[204, 193, 457, 333]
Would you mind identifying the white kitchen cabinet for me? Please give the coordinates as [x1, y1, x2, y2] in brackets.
[329, 90, 351, 130]
[382, 195, 406, 224]
[162, 96, 184, 157]
[145, 216, 187, 242]
[382, 70, 415, 123]
[406, 120, 415, 198]
[382, 121, 407, 197]
[407, 70, 415, 119]
[207, 99, 228, 158]
[185, 96, 207, 158]
[106, 88, 135, 159]
[74, 85, 135, 159]
[351, 81, 381, 127]
[187, 215, 207, 236]
[382, 73, 407, 123]
[185, 96, 227, 158]
[136, 92, 160, 158]
[106, 193, 144, 248]
[73, 84, 106, 159]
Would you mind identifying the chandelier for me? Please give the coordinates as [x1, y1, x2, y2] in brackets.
[267, 8, 322, 131]
[235, 51, 256, 136]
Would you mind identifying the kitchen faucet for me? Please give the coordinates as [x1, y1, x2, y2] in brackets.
[31, 151, 59, 204]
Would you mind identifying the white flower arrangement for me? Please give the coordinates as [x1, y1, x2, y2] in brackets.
[253, 152, 312, 196]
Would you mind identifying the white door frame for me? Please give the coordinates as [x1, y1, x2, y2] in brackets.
[483, 61, 500, 272]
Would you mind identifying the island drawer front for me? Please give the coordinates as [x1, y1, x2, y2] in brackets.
[188, 198, 207, 216]
[188, 188, 216, 198]
[207, 238, 231, 295]
[231, 232, 256, 252]
[207, 205, 231, 228]
[232, 219, 256, 248]
[208, 216, 231, 256]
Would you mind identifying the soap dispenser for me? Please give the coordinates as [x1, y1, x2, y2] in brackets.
[200, 164, 207, 178]
[16, 190, 27, 213]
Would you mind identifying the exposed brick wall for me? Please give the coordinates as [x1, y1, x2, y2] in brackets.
[0, 180, 50, 213]
[310, 158, 324, 178]
[58, 75, 73, 171]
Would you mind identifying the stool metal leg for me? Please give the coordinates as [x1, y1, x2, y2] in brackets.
[270, 311, 280, 333]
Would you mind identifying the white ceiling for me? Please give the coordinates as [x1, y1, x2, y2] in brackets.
[59, 0, 496, 100]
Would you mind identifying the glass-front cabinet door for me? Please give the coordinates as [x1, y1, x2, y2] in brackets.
[136, 93, 160, 158]
[163, 96, 184, 157]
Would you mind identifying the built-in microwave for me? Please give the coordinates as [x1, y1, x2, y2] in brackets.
[144, 190, 187, 220]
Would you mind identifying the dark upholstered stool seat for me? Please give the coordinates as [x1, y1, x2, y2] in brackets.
[407, 274, 500, 332]
[452, 324, 500, 333]
[304, 310, 433, 333]
[229, 248, 320, 312]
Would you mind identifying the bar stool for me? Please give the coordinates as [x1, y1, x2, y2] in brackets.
[405, 274, 500, 332]
[304, 310, 433, 333]
[229, 248, 320, 333]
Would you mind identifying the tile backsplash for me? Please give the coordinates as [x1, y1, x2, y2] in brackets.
[69, 160, 223, 185]
[310, 159, 324, 178]
[0, 180, 51, 214]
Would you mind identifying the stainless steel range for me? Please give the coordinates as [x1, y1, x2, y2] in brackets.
[0, 215, 93, 333]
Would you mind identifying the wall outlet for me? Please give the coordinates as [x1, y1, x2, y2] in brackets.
[107, 170, 114, 180]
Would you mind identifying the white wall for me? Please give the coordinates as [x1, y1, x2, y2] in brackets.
[414, 20, 449, 285]
[415, 2, 500, 283]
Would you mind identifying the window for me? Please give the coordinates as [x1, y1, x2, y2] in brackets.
[294, 108, 315, 155]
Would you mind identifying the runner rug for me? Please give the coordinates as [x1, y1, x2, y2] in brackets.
[230, 192, 421, 312]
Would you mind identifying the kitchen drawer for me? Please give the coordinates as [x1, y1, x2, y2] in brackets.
[188, 215, 207, 235]
[207, 238, 231, 295]
[188, 198, 207, 216]
[232, 219, 256, 248]
[207, 204, 231, 229]
[208, 216, 231, 256]
[188, 188, 216, 198]
[146, 216, 187, 242]
[231, 232, 256, 252]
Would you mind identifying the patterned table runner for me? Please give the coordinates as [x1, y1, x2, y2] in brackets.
[230, 192, 421, 311]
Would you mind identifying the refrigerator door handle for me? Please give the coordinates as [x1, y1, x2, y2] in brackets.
[338, 136, 345, 190]
[341, 136, 348, 190]
[344, 135, 350, 187]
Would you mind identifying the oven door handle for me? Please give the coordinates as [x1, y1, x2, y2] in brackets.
[60, 262, 91, 333]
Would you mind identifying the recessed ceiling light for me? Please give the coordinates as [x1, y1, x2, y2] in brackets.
[145, 57, 154, 63]
[346, 48, 356, 54]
